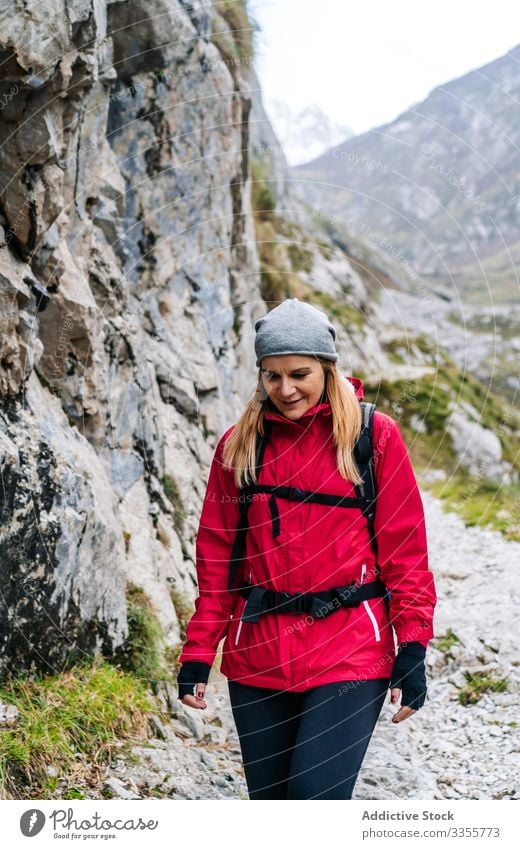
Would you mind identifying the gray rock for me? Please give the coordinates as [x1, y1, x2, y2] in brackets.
[0, 700, 19, 725]
[103, 777, 141, 800]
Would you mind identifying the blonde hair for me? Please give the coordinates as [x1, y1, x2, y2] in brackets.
[222, 359, 363, 488]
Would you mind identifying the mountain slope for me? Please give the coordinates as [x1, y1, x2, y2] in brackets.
[293, 44, 520, 304]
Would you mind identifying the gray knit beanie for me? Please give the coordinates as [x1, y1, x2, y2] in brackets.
[254, 298, 338, 367]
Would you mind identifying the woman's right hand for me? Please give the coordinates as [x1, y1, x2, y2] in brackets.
[177, 661, 211, 710]
[181, 682, 207, 710]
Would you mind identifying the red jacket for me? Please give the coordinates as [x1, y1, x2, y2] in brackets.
[179, 377, 437, 691]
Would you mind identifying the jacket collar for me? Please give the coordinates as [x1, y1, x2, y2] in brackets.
[263, 376, 364, 424]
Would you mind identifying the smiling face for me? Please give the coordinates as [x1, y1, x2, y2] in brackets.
[260, 355, 326, 420]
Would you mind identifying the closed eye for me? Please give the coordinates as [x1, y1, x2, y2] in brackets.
[264, 371, 309, 380]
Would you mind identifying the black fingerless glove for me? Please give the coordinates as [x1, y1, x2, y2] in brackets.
[389, 641, 427, 710]
[177, 661, 211, 700]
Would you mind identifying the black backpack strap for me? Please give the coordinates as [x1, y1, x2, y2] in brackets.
[353, 401, 391, 614]
[353, 401, 378, 561]
[228, 404, 382, 596]
[227, 419, 272, 592]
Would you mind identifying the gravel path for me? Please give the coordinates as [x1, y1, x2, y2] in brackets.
[99, 491, 519, 801]
[357, 490, 519, 800]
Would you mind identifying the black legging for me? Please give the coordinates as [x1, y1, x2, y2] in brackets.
[228, 677, 390, 800]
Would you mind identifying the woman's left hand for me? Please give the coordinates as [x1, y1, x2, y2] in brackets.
[389, 641, 427, 722]
[389, 687, 417, 723]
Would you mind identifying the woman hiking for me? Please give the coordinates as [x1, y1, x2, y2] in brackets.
[176, 297, 437, 800]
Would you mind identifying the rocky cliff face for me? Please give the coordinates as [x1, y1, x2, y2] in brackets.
[0, 0, 380, 678]
[0, 0, 268, 677]
[1, 2, 517, 682]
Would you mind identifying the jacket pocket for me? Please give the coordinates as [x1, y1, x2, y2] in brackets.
[360, 563, 381, 642]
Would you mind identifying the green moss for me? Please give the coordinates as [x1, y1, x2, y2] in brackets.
[458, 672, 509, 706]
[116, 584, 173, 683]
[0, 660, 152, 798]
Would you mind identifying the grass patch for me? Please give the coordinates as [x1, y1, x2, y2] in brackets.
[122, 530, 132, 554]
[427, 475, 520, 541]
[116, 584, 173, 684]
[167, 587, 195, 675]
[315, 237, 335, 261]
[212, 0, 257, 61]
[300, 286, 366, 329]
[251, 157, 277, 219]
[364, 363, 519, 469]
[363, 365, 520, 540]
[287, 242, 314, 274]
[162, 474, 185, 535]
[457, 672, 509, 706]
[435, 629, 462, 652]
[0, 659, 152, 799]
[169, 587, 194, 641]
[363, 374, 455, 470]
[250, 157, 309, 304]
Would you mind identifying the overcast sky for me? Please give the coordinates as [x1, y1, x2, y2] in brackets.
[250, 0, 519, 142]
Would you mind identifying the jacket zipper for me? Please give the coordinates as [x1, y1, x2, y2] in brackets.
[360, 563, 381, 642]
[234, 571, 251, 646]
